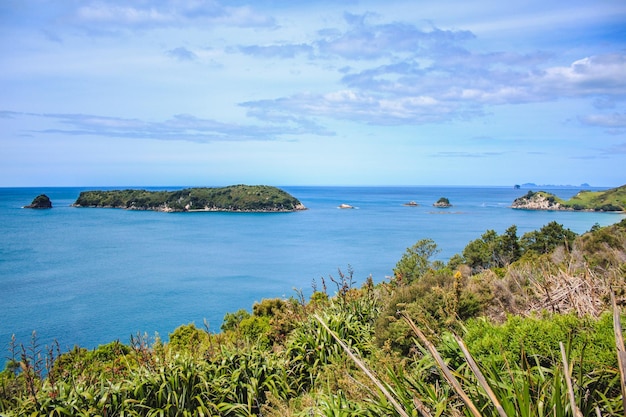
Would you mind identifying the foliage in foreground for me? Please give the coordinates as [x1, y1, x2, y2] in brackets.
[2, 219, 625, 416]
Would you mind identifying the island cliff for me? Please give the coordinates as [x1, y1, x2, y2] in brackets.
[511, 191, 564, 210]
[433, 197, 452, 208]
[72, 185, 306, 213]
[24, 194, 52, 209]
[512, 185, 626, 212]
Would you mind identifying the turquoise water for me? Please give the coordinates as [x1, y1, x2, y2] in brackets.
[1, 186, 623, 363]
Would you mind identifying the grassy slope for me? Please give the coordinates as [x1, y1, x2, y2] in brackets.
[567, 184, 626, 210]
[517, 184, 626, 211]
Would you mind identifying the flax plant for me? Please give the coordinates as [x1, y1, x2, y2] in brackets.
[400, 312, 624, 417]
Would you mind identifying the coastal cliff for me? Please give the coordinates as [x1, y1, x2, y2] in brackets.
[511, 191, 565, 210]
[512, 185, 626, 211]
[72, 185, 306, 213]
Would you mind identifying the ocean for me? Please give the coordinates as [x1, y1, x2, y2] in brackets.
[1, 186, 623, 364]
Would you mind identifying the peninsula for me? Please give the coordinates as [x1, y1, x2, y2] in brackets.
[511, 184, 626, 212]
[72, 185, 306, 213]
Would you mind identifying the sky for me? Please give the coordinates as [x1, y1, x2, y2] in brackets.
[1, 0, 625, 187]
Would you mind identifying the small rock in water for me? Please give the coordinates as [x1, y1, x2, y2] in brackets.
[24, 194, 53, 209]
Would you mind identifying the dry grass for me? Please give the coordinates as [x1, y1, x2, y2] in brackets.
[481, 256, 623, 322]
[527, 267, 611, 317]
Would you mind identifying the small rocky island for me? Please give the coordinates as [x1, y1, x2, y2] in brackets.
[512, 184, 626, 212]
[24, 194, 52, 209]
[72, 185, 306, 213]
[433, 197, 452, 208]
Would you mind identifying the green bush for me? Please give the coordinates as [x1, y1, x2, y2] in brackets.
[392, 238, 439, 284]
[221, 308, 251, 332]
[238, 316, 272, 348]
[375, 269, 484, 354]
[520, 221, 577, 255]
[168, 323, 210, 354]
[253, 298, 287, 317]
[462, 312, 617, 373]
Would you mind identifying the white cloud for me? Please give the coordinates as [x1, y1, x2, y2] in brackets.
[76, 4, 173, 25]
[241, 51, 626, 126]
[534, 54, 626, 97]
[166, 47, 198, 61]
[71, 0, 275, 30]
[238, 43, 313, 58]
[5, 111, 332, 143]
[580, 112, 626, 128]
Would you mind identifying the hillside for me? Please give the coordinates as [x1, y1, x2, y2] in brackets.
[72, 185, 306, 212]
[1, 218, 625, 416]
[512, 183, 626, 211]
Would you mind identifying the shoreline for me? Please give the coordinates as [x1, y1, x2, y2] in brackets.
[72, 204, 307, 213]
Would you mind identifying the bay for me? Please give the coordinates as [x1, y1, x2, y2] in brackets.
[1, 186, 623, 365]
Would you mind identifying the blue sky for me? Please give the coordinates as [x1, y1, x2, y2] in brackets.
[1, 0, 625, 187]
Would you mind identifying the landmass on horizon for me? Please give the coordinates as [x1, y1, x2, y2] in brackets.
[71, 185, 306, 213]
[512, 184, 626, 212]
[516, 182, 592, 188]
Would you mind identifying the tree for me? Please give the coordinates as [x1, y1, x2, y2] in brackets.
[495, 225, 521, 266]
[462, 225, 522, 272]
[252, 298, 286, 317]
[393, 238, 439, 284]
[169, 323, 209, 353]
[221, 309, 251, 332]
[462, 229, 499, 272]
[520, 221, 577, 255]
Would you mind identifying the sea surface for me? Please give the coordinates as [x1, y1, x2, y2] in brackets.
[1, 186, 623, 364]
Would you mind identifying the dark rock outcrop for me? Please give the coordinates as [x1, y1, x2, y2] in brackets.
[24, 194, 52, 209]
[433, 197, 452, 208]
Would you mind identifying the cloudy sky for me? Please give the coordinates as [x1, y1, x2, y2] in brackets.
[1, 0, 625, 187]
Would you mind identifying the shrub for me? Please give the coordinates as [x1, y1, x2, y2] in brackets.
[168, 323, 210, 355]
[253, 298, 287, 317]
[221, 308, 251, 332]
[462, 312, 617, 373]
[238, 316, 272, 348]
[392, 238, 439, 285]
[520, 221, 577, 255]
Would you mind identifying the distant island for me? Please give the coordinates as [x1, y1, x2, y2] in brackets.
[518, 182, 591, 188]
[72, 185, 306, 213]
[23, 194, 52, 209]
[512, 184, 626, 212]
[433, 197, 452, 208]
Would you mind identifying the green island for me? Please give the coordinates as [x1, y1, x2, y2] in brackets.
[512, 183, 626, 211]
[72, 185, 306, 212]
[2, 219, 626, 416]
[433, 196, 452, 207]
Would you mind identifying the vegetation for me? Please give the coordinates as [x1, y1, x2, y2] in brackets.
[2, 219, 626, 416]
[459, 222, 577, 273]
[513, 184, 626, 211]
[23, 194, 52, 209]
[567, 185, 626, 211]
[72, 185, 306, 212]
[434, 197, 452, 207]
